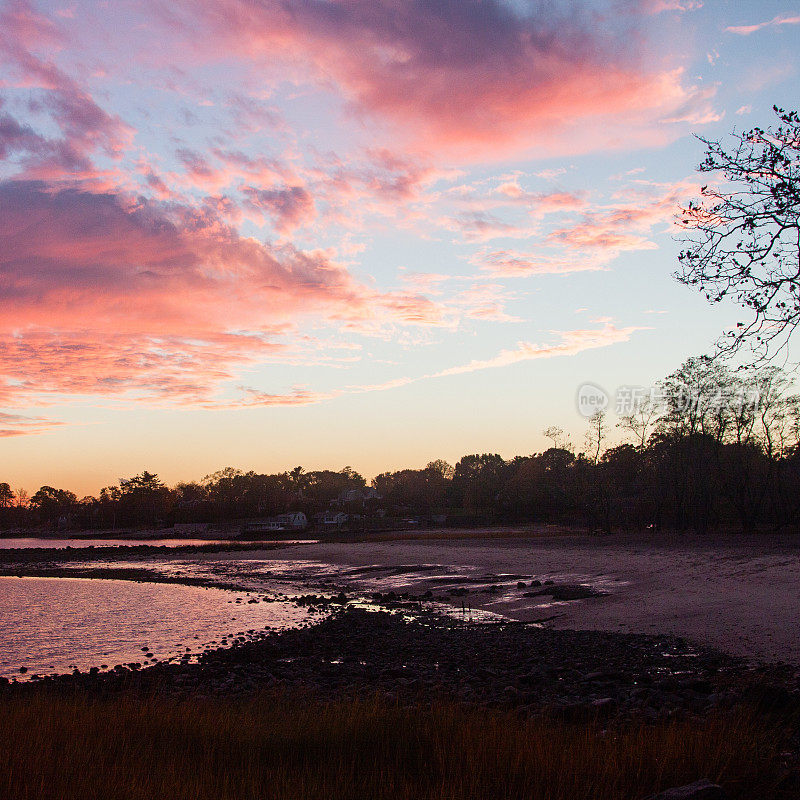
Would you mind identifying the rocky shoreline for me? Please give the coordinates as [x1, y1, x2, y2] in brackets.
[3, 541, 800, 727]
[5, 603, 799, 725]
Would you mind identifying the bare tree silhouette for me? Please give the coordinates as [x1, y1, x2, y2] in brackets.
[678, 107, 800, 362]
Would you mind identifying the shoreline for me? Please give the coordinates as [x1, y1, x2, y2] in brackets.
[3, 557, 800, 796]
[1, 600, 798, 793]
[4, 529, 800, 665]
[6, 606, 795, 718]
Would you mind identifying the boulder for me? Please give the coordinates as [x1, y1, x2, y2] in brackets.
[643, 779, 726, 800]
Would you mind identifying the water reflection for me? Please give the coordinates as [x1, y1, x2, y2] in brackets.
[0, 576, 310, 679]
[0, 538, 233, 549]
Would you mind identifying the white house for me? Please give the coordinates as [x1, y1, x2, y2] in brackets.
[276, 511, 308, 530]
[336, 487, 381, 505]
[241, 511, 308, 535]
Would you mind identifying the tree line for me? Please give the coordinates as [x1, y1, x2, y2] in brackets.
[2, 355, 800, 535]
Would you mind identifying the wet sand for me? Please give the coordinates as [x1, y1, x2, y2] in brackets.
[213, 531, 800, 665]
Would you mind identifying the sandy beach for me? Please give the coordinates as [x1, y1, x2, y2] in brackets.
[212, 531, 800, 665]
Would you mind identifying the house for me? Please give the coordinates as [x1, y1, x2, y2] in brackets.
[318, 510, 349, 528]
[241, 511, 308, 536]
[276, 511, 308, 530]
[335, 487, 381, 506]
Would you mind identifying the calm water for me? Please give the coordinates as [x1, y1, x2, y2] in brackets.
[0, 537, 233, 549]
[0, 576, 309, 679]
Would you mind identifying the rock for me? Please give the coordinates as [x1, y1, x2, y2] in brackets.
[583, 671, 606, 681]
[524, 584, 604, 601]
[642, 779, 727, 800]
[589, 697, 616, 716]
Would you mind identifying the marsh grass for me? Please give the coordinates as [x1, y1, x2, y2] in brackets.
[0, 690, 791, 800]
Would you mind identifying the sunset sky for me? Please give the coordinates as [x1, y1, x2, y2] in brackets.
[1, 0, 799, 495]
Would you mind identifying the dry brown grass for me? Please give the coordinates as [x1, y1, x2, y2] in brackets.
[0, 690, 792, 800]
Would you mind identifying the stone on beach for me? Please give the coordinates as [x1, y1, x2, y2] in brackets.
[643, 779, 726, 800]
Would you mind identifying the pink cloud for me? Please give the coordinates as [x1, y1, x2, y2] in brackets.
[241, 185, 316, 233]
[464, 305, 520, 323]
[476, 249, 609, 278]
[398, 272, 454, 294]
[0, 180, 449, 409]
[548, 179, 699, 257]
[444, 211, 534, 243]
[450, 283, 521, 323]
[550, 226, 658, 253]
[659, 86, 724, 125]
[642, 0, 703, 12]
[530, 192, 588, 215]
[0, 330, 279, 407]
[301, 149, 458, 232]
[210, 386, 340, 409]
[0, 0, 689, 438]
[160, 0, 710, 159]
[491, 186, 588, 216]
[362, 291, 452, 328]
[174, 148, 232, 191]
[167, 148, 299, 200]
[0, 1, 133, 179]
[160, 146, 452, 236]
[0, 181, 367, 330]
[441, 178, 688, 254]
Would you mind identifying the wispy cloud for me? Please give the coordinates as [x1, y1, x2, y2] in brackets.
[215, 322, 643, 410]
[432, 323, 642, 378]
[642, 0, 703, 13]
[0, 411, 61, 437]
[474, 249, 608, 278]
[726, 14, 800, 36]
